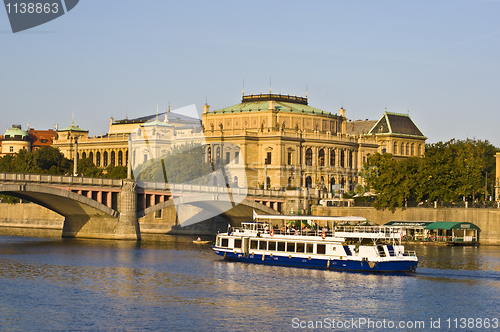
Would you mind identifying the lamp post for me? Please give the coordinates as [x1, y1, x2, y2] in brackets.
[73, 136, 78, 176]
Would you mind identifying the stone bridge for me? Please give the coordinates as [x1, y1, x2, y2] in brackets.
[0, 173, 284, 240]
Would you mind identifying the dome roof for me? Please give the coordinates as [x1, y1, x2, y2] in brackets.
[3, 126, 29, 140]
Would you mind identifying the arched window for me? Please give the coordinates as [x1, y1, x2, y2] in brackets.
[82, 152, 87, 159]
[340, 150, 345, 167]
[288, 177, 292, 188]
[318, 149, 325, 167]
[349, 151, 353, 168]
[305, 148, 312, 166]
[89, 152, 94, 163]
[411, 143, 414, 156]
[111, 151, 116, 166]
[401, 143, 405, 155]
[305, 176, 312, 188]
[234, 176, 238, 187]
[406, 143, 409, 156]
[393, 142, 397, 154]
[118, 151, 123, 166]
[96, 152, 101, 167]
[103, 151, 108, 167]
[418, 144, 422, 156]
[215, 146, 220, 165]
[330, 149, 335, 166]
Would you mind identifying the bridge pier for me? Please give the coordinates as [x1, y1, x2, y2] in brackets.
[116, 179, 141, 240]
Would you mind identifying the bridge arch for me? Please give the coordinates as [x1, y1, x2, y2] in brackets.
[0, 183, 127, 239]
[139, 196, 280, 227]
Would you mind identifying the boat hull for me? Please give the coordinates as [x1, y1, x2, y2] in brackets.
[213, 249, 417, 273]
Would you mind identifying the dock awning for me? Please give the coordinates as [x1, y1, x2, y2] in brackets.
[425, 222, 480, 231]
[383, 221, 435, 228]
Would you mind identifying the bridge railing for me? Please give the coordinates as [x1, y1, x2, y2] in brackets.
[0, 172, 124, 187]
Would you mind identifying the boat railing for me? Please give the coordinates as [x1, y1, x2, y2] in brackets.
[404, 250, 416, 257]
[228, 225, 403, 239]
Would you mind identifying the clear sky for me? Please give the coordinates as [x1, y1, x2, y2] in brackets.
[1, 0, 500, 146]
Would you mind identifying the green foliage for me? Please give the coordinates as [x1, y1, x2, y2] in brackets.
[135, 142, 215, 184]
[362, 139, 499, 211]
[0, 147, 72, 175]
[77, 157, 103, 177]
[105, 165, 128, 179]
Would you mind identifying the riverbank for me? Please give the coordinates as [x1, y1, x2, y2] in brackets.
[313, 206, 500, 245]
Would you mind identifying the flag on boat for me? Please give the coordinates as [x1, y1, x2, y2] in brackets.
[253, 210, 258, 220]
[400, 230, 404, 240]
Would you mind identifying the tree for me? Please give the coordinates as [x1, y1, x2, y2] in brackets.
[362, 138, 500, 210]
[105, 165, 128, 179]
[77, 157, 103, 177]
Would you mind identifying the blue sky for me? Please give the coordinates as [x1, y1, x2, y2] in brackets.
[1, 0, 500, 146]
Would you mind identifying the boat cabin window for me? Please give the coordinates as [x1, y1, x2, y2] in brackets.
[250, 240, 258, 250]
[234, 239, 242, 248]
[296, 243, 305, 253]
[259, 241, 267, 250]
[306, 243, 314, 253]
[286, 242, 295, 252]
[317, 244, 326, 255]
[221, 238, 229, 248]
[268, 241, 276, 251]
[277, 242, 286, 251]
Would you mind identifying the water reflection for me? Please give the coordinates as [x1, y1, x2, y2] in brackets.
[0, 231, 499, 331]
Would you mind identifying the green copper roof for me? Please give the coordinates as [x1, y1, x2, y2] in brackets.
[4, 127, 29, 138]
[212, 100, 339, 117]
[58, 125, 88, 132]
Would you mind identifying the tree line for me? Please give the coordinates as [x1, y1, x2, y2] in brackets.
[361, 139, 499, 211]
[0, 146, 127, 179]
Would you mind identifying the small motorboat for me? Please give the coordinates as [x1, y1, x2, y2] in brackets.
[193, 237, 211, 245]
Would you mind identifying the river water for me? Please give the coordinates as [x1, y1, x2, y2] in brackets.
[0, 229, 499, 331]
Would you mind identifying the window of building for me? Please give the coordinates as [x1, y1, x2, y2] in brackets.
[234, 176, 238, 187]
[287, 152, 292, 166]
[265, 152, 272, 164]
[9, 146, 13, 153]
[82, 152, 87, 159]
[103, 151, 108, 167]
[226, 152, 230, 164]
[411, 143, 414, 156]
[393, 142, 398, 154]
[318, 149, 325, 167]
[118, 151, 123, 166]
[330, 149, 335, 166]
[305, 148, 312, 166]
[340, 150, 345, 167]
[418, 144, 422, 156]
[234, 151, 239, 164]
[406, 143, 409, 155]
[96, 152, 101, 167]
[401, 143, 405, 156]
[111, 151, 115, 166]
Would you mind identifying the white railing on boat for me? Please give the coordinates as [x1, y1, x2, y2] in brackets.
[228, 225, 403, 240]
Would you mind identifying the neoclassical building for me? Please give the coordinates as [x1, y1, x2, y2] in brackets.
[53, 110, 203, 169]
[349, 112, 427, 158]
[201, 93, 380, 192]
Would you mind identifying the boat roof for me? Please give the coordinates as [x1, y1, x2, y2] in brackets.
[254, 215, 367, 222]
[425, 221, 480, 231]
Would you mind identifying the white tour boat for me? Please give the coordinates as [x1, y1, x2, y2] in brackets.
[213, 215, 418, 272]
